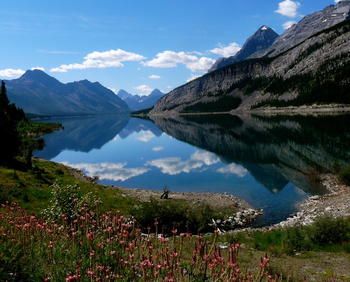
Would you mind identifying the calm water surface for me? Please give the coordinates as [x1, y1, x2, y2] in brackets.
[35, 114, 350, 226]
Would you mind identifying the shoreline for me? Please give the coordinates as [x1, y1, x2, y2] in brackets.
[118, 187, 251, 210]
[250, 104, 350, 115]
[272, 174, 350, 229]
[62, 161, 350, 232]
[145, 104, 350, 117]
[62, 162, 263, 230]
[232, 173, 350, 233]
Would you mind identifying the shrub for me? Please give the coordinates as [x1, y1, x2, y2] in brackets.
[42, 183, 101, 223]
[250, 217, 350, 255]
[310, 216, 350, 245]
[131, 198, 220, 234]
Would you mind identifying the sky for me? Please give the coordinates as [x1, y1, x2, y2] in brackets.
[0, 0, 342, 95]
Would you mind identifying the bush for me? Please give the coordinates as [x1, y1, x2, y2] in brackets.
[250, 217, 350, 255]
[42, 183, 101, 223]
[310, 216, 350, 245]
[339, 165, 350, 185]
[131, 198, 220, 234]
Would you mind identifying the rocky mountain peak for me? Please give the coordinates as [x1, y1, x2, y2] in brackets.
[18, 69, 62, 88]
[117, 89, 133, 99]
[149, 89, 164, 97]
[209, 26, 279, 72]
[265, 0, 350, 57]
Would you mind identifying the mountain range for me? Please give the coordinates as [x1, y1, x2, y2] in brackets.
[151, 1, 350, 114]
[209, 26, 279, 72]
[5, 70, 129, 116]
[117, 89, 165, 111]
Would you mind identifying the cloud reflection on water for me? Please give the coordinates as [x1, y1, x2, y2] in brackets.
[147, 150, 219, 175]
[62, 162, 149, 182]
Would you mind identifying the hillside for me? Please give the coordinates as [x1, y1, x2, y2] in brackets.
[151, 2, 350, 114]
[5, 70, 129, 116]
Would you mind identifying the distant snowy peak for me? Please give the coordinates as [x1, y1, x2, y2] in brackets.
[117, 89, 165, 111]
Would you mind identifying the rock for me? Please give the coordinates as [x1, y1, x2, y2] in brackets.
[218, 243, 229, 249]
[325, 206, 332, 212]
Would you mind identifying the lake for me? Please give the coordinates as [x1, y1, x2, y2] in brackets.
[35, 114, 350, 226]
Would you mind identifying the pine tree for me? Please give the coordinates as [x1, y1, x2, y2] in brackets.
[0, 81, 20, 165]
[0, 81, 10, 110]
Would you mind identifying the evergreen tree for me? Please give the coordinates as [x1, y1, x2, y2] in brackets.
[0, 81, 21, 165]
[0, 81, 10, 110]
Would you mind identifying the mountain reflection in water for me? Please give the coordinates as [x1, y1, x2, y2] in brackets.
[36, 114, 350, 226]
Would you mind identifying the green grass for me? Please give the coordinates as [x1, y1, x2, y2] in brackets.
[17, 120, 62, 136]
[131, 197, 230, 234]
[0, 158, 136, 214]
[221, 216, 350, 256]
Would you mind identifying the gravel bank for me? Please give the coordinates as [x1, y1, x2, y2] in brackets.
[273, 174, 350, 228]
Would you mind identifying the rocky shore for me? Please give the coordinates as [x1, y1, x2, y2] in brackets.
[251, 104, 350, 116]
[273, 174, 350, 229]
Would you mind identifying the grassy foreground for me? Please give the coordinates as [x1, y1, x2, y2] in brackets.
[1, 157, 350, 281]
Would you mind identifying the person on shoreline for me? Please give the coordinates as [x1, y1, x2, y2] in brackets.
[160, 186, 170, 199]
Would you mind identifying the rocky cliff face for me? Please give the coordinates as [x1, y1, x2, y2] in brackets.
[151, 2, 350, 114]
[263, 1, 350, 57]
[209, 26, 279, 72]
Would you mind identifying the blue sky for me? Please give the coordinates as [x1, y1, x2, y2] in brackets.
[0, 0, 339, 95]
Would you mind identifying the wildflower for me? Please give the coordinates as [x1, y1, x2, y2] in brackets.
[86, 231, 94, 241]
[171, 228, 177, 235]
[260, 254, 270, 269]
[86, 269, 94, 277]
[48, 241, 54, 249]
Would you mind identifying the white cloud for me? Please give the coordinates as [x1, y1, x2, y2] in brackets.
[149, 74, 161, 80]
[276, 0, 300, 18]
[63, 162, 149, 182]
[147, 150, 219, 175]
[217, 163, 248, 178]
[136, 130, 155, 142]
[51, 49, 145, 73]
[210, 42, 241, 58]
[31, 67, 45, 71]
[283, 21, 297, 30]
[152, 146, 164, 152]
[0, 68, 25, 78]
[134, 84, 153, 96]
[143, 50, 215, 72]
